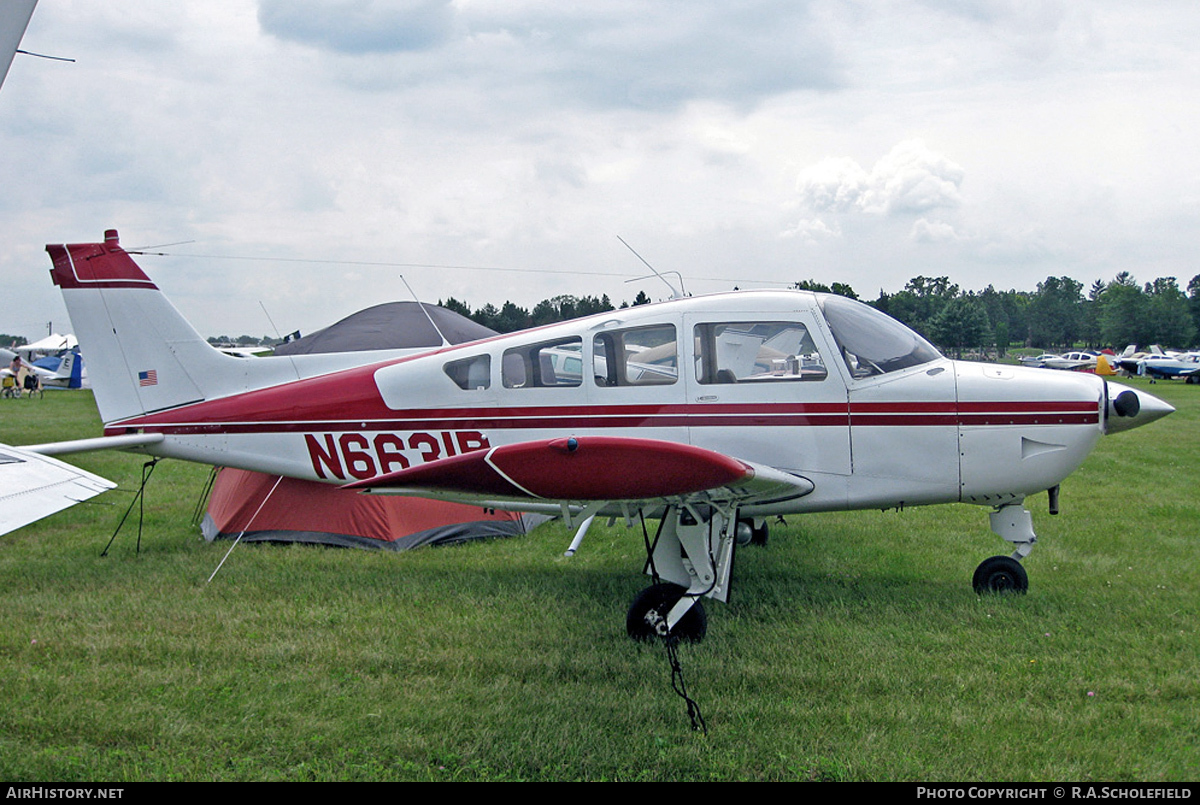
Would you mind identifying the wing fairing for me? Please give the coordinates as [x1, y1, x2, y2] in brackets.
[343, 435, 814, 511]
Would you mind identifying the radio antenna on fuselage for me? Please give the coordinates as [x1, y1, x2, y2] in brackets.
[258, 301, 303, 381]
[399, 274, 451, 347]
[617, 236, 686, 300]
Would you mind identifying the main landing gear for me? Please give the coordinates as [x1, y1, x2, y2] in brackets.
[973, 500, 1036, 595]
[626, 504, 736, 643]
[734, 517, 769, 547]
[626, 583, 708, 642]
[623, 497, 1042, 639]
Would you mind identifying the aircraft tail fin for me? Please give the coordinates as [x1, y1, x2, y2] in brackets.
[47, 230, 232, 424]
[53, 350, 82, 388]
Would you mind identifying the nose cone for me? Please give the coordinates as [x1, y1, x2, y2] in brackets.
[1104, 381, 1175, 434]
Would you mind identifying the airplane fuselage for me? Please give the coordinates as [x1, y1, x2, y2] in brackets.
[95, 290, 1114, 517]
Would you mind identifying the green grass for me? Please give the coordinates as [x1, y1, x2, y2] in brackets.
[0, 384, 1197, 781]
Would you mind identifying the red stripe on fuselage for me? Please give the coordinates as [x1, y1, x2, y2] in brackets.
[105, 397, 1100, 437]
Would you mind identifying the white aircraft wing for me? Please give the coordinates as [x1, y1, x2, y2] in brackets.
[0, 0, 38, 92]
[343, 435, 814, 514]
[0, 443, 115, 536]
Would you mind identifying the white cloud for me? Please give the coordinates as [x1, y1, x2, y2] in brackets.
[258, 0, 455, 53]
[795, 157, 870, 212]
[258, 1, 844, 111]
[910, 218, 959, 243]
[864, 140, 964, 213]
[796, 140, 964, 217]
[781, 217, 842, 244]
[5, 1, 1200, 338]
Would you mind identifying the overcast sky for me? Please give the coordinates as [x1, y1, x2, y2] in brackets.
[3, 1, 1199, 340]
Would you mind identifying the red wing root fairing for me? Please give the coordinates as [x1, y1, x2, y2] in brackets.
[344, 435, 811, 504]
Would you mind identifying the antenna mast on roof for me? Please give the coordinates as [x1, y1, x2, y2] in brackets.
[617, 236, 686, 300]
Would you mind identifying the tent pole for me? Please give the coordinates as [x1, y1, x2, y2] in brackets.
[207, 475, 284, 583]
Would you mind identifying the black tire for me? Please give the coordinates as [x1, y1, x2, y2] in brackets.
[626, 583, 707, 642]
[972, 556, 1029, 595]
[736, 518, 768, 547]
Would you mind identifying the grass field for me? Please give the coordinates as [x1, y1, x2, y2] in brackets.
[1, 382, 1197, 781]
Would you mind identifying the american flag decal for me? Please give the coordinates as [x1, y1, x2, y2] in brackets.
[138, 370, 158, 387]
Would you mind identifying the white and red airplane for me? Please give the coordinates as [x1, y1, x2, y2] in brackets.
[1, 230, 1176, 640]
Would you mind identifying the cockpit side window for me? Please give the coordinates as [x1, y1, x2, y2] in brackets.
[502, 337, 584, 389]
[443, 354, 491, 390]
[592, 324, 678, 387]
[818, 294, 942, 378]
[694, 321, 828, 384]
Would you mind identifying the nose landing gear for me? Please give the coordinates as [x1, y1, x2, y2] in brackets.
[974, 500, 1035, 595]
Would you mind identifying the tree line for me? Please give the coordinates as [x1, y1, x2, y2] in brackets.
[197, 272, 1200, 357]
[437, 272, 1200, 357]
[799, 272, 1200, 357]
[437, 290, 652, 334]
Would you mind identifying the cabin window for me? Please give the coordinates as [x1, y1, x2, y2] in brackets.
[502, 337, 584, 388]
[818, 294, 941, 378]
[443, 354, 491, 390]
[694, 321, 828, 384]
[592, 324, 678, 387]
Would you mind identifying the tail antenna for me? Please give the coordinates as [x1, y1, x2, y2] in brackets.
[617, 236, 686, 300]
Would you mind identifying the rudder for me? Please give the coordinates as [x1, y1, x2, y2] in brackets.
[47, 229, 231, 423]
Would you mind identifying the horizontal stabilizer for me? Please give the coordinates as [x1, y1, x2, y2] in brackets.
[22, 432, 165, 457]
[0, 444, 115, 536]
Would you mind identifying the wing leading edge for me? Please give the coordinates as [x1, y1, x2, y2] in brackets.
[343, 435, 814, 512]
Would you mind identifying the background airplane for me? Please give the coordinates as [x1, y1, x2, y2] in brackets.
[1131, 353, 1200, 383]
[0, 230, 1175, 640]
[1114, 345, 1200, 382]
[1, 347, 81, 391]
[1018, 352, 1098, 371]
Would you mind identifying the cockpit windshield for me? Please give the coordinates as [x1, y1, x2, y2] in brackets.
[818, 294, 942, 378]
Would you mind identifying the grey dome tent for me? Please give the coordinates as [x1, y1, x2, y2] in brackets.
[271, 301, 497, 355]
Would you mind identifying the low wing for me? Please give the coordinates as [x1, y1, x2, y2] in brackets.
[1, 1, 38, 93]
[343, 436, 814, 514]
[0, 443, 115, 536]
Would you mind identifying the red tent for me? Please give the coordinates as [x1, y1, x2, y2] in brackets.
[202, 468, 537, 550]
